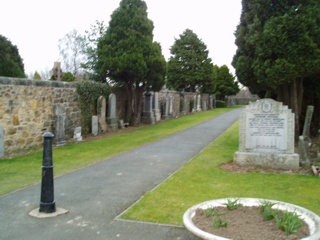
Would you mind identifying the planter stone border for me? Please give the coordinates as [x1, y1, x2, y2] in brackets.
[183, 198, 320, 240]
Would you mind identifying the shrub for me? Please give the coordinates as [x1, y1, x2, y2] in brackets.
[216, 100, 226, 108]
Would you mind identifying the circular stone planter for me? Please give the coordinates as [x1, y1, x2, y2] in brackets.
[183, 198, 320, 240]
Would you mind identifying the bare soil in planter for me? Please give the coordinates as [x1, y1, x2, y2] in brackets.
[193, 206, 310, 240]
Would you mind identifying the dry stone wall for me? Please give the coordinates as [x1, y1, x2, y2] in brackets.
[0, 77, 81, 155]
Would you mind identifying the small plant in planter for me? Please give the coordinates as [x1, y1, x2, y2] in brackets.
[259, 200, 304, 234]
[276, 210, 304, 234]
[259, 200, 278, 221]
[223, 198, 243, 210]
[184, 198, 320, 240]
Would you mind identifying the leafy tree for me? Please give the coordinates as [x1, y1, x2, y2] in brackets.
[97, 0, 166, 126]
[0, 35, 25, 78]
[33, 71, 42, 80]
[167, 29, 214, 92]
[214, 65, 239, 100]
[62, 72, 76, 82]
[232, 0, 320, 136]
[58, 29, 86, 79]
[81, 20, 107, 81]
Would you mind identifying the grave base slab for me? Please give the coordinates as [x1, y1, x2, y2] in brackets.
[234, 151, 299, 170]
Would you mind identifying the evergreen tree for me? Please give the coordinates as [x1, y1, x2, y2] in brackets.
[232, 0, 320, 136]
[61, 72, 76, 82]
[33, 71, 42, 80]
[97, 0, 166, 125]
[214, 65, 239, 100]
[167, 29, 214, 92]
[0, 35, 25, 78]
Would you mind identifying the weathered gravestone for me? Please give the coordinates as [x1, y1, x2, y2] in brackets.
[73, 127, 82, 141]
[141, 92, 155, 124]
[234, 99, 299, 170]
[302, 105, 314, 145]
[0, 126, 4, 158]
[107, 93, 118, 131]
[98, 96, 107, 133]
[162, 97, 170, 119]
[180, 94, 186, 116]
[197, 94, 201, 111]
[299, 105, 314, 167]
[153, 92, 161, 122]
[92, 116, 98, 136]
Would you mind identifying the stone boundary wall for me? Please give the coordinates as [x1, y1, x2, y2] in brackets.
[0, 77, 216, 158]
[0, 77, 81, 155]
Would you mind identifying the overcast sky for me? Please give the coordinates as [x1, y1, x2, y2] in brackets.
[0, 0, 242, 76]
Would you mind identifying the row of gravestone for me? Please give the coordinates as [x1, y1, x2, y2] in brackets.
[73, 92, 216, 141]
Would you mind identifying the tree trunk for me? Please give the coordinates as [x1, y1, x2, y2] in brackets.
[125, 83, 134, 124]
[290, 78, 300, 140]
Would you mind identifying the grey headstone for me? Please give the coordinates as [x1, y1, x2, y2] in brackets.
[234, 98, 299, 170]
[107, 93, 118, 131]
[192, 95, 197, 112]
[108, 93, 116, 119]
[302, 105, 314, 145]
[0, 126, 4, 158]
[142, 92, 155, 124]
[162, 97, 170, 119]
[299, 136, 310, 167]
[153, 92, 161, 121]
[169, 96, 173, 116]
[92, 116, 99, 136]
[119, 119, 125, 129]
[180, 95, 186, 116]
[73, 127, 82, 141]
[197, 94, 201, 111]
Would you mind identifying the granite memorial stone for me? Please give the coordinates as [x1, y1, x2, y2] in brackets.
[107, 93, 118, 131]
[141, 92, 155, 124]
[153, 92, 161, 122]
[234, 99, 299, 170]
[92, 116, 98, 136]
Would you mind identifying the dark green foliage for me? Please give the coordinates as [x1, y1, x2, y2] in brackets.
[167, 29, 214, 92]
[0, 35, 25, 78]
[213, 65, 239, 100]
[233, 0, 320, 136]
[97, 0, 166, 125]
[62, 72, 76, 82]
[76, 81, 110, 134]
[216, 100, 226, 108]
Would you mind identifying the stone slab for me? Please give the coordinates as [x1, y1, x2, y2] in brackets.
[234, 151, 299, 170]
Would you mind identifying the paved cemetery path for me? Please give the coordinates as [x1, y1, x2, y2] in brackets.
[0, 108, 242, 240]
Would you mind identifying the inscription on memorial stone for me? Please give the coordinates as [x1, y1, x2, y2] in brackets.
[246, 113, 287, 153]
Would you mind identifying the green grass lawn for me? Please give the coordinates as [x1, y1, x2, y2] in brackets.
[0, 107, 237, 196]
[121, 122, 320, 225]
